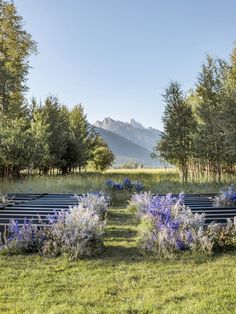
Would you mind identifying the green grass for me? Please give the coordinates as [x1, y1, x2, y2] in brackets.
[0, 168, 236, 194]
[0, 206, 236, 313]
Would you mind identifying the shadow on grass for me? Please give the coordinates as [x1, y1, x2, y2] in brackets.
[94, 247, 236, 265]
[104, 228, 137, 239]
[108, 212, 137, 226]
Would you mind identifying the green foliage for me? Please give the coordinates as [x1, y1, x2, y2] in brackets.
[69, 104, 96, 172]
[0, 114, 35, 177]
[155, 81, 196, 182]
[121, 161, 140, 169]
[107, 190, 132, 206]
[92, 146, 114, 171]
[0, 0, 38, 177]
[154, 46, 236, 182]
[0, 2, 114, 178]
[222, 47, 236, 162]
[193, 56, 230, 181]
[35, 96, 69, 173]
[91, 136, 114, 171]
[0, 0, 37, 113]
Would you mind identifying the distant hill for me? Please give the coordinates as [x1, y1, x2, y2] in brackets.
[94, 118, 163, 167]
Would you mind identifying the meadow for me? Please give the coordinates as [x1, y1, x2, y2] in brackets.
[0, 206, 236, 313]
[1, 168, 236, 195]
[0, 169, 236, 313]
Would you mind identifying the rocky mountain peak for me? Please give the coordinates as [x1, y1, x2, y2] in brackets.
[95, 117, 147, 130]
[129, 119, 145, 129]
[94, 117, 162, 151]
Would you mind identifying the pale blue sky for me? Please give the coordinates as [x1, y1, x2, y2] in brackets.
[15, 0, 236, 130]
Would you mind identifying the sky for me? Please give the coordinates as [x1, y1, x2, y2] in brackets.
[14, 0, 236, 130]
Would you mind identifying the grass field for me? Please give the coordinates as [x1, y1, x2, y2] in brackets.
[0, 206, 236, 313]
[0, 169, 236, 313]
[1, 168, 236, 194]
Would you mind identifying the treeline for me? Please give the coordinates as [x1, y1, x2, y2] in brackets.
[0, 96, 114, 177]
[0, 1, 114, 178]
[154, 49, 236, 182]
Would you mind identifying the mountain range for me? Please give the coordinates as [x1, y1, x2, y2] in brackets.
[94, 118, 163, 167]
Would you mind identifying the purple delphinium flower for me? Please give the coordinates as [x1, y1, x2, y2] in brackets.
[213, 185, 236, 207]
[176, 239, 186, 251]
[138, 192, 206, 255]
[123, 177, 132, 189]
[105, 178, 144, 192]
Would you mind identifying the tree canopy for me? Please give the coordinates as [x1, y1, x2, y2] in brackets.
[154, 47, 236, 182]
[0, 1, 114, 177]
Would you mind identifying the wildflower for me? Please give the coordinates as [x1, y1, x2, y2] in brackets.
[105, 178, 144, 192]
[137, 193, 208, 256]
[213, 185, 236, 207]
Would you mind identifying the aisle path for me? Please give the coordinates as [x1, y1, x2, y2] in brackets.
[103, 207, 141, 260]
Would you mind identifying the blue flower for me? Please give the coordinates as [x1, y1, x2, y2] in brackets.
[123, 177, 132, 187]
[230, 193, 236, 201]
[186, 230, 193, 243]
[105, 177, 144, 192]
[105, 179, 114, 187]
[134, 182, 144, 192]
[176, 239, 186, 251]
[170, 220, 179, 230]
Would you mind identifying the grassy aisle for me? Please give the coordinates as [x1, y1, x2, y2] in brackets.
[0, 207, 236, 313]
[103, 207, 141, 260]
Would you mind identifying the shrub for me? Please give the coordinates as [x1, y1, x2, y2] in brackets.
[1, 193, 107, 259]
[137, 193, 215, 256]
[206, 219, 236, 251]
[128, 192, 153, 220]
[75, 192, 109, 220]
[1, 218, 45, 254]
[213, 185, 236, 207]
[43, 206, 106, 259]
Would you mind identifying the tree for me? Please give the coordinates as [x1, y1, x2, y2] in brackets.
[155, 81, 196, 182]
[69, 104, 95, 172]
[34, 96, 69, 174]
[0, 0, 37, 113]
[91, 136, 114, 171]
[193, 56, 230, 181]
[221, 46, 236, 164]
[0, 114, 33, 177]
[30, 103, 50, 172]
[0, 0, 37, 177]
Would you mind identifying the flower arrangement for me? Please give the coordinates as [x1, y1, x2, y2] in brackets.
[43, 206, 105, 259]
[205, 219, 236, 251]
[1, 218, 45, 254]
[105, 178, 144, 205]
[213, 185, 236, 207]
[134, 192, 236, 256]
[128, 191, 153, 220]
[105, 178, 144, 192]
[138, 193, 212, 256]
[74, 192, 109, 220]
[1, 193, 108, 259]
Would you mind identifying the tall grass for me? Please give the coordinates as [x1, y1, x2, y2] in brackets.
[0, 169, 236, 194]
